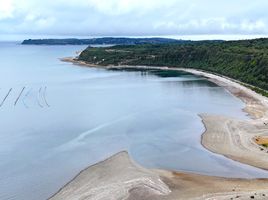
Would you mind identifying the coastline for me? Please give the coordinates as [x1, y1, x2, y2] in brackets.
[62, 58, 268, 168]
[53, 57, 268, 199]
[61, 57, 268, 119]
[178, 69, 268, 170]
[61, 57, 268, 169]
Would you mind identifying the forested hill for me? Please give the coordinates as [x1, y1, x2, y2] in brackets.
[21, 37, 192, 45]
[78, 38, 268, 93]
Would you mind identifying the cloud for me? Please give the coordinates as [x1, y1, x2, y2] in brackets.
[0, 0, 15, 20]
[0, 0, 268, 38]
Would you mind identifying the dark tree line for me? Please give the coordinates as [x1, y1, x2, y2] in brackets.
[79, 38, 268, 95]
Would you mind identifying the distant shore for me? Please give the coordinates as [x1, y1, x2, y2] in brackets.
[54, 57, 268, 199]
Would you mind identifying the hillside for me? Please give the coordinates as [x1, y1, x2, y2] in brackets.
[21, 37, 192, 45]
[78, 38, 268, 94]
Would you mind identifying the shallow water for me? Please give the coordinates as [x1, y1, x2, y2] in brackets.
[0, 42, 268, 200]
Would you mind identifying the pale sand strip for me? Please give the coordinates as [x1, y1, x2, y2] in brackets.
[49, 152, 170, 200]
[179, 69, 268, 170]
[179, 68, 268, 120]
[49, 152, 268, 200]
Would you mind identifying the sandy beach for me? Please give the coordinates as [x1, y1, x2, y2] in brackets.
[55, 57, 268, 199]
[181, 69, 268, 170]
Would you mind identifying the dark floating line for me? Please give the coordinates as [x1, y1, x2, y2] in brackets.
[23, 88, 32, 109]
[37, 87, 44, 108]
[14, 87, 26, 106]
[43, 86, 50, 107]
[0, 88, 12, 107]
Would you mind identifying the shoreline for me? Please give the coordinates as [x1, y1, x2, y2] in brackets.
[61, 57, 268, 119]
[62, 57, 268, 170]
[178, 70, 268, 170]
[53, 57, 268, 199]
[62, 58, 268, 168]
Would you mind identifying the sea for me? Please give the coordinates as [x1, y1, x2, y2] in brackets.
[0, 42, 267, 200]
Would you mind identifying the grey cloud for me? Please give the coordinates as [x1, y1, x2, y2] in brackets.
[0, 0, 268, 38]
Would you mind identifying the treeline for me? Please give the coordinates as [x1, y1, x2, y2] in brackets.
[21, 37, 192, 45]
[78, 38, 268, 92]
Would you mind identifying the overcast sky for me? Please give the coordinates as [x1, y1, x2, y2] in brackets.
[1, 0, 268, 40]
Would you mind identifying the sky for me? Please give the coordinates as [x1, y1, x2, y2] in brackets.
[1, 0, 268, 40]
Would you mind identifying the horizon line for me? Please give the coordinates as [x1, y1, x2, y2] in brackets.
[1, 34, 268, 42]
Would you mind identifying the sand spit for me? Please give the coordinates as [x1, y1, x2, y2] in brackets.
[180, 69, 268, 170]
[49, 152, 170, 200]
[201, 114, 268, 170]
[49, 152, 268, 200]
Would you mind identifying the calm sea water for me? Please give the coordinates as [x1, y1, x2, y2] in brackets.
[0, 42, 268, 200]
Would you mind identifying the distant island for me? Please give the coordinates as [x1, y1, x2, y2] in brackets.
[77, 38, 268, 96]
[21, 37, 194, 45]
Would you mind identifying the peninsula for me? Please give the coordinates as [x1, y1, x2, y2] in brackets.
[21, 37, 191, 45]
[77, 38, 268, 94]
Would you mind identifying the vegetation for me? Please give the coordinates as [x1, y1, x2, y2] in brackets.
[21, 37, 192, 45]
[78, 38, 268, 94]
